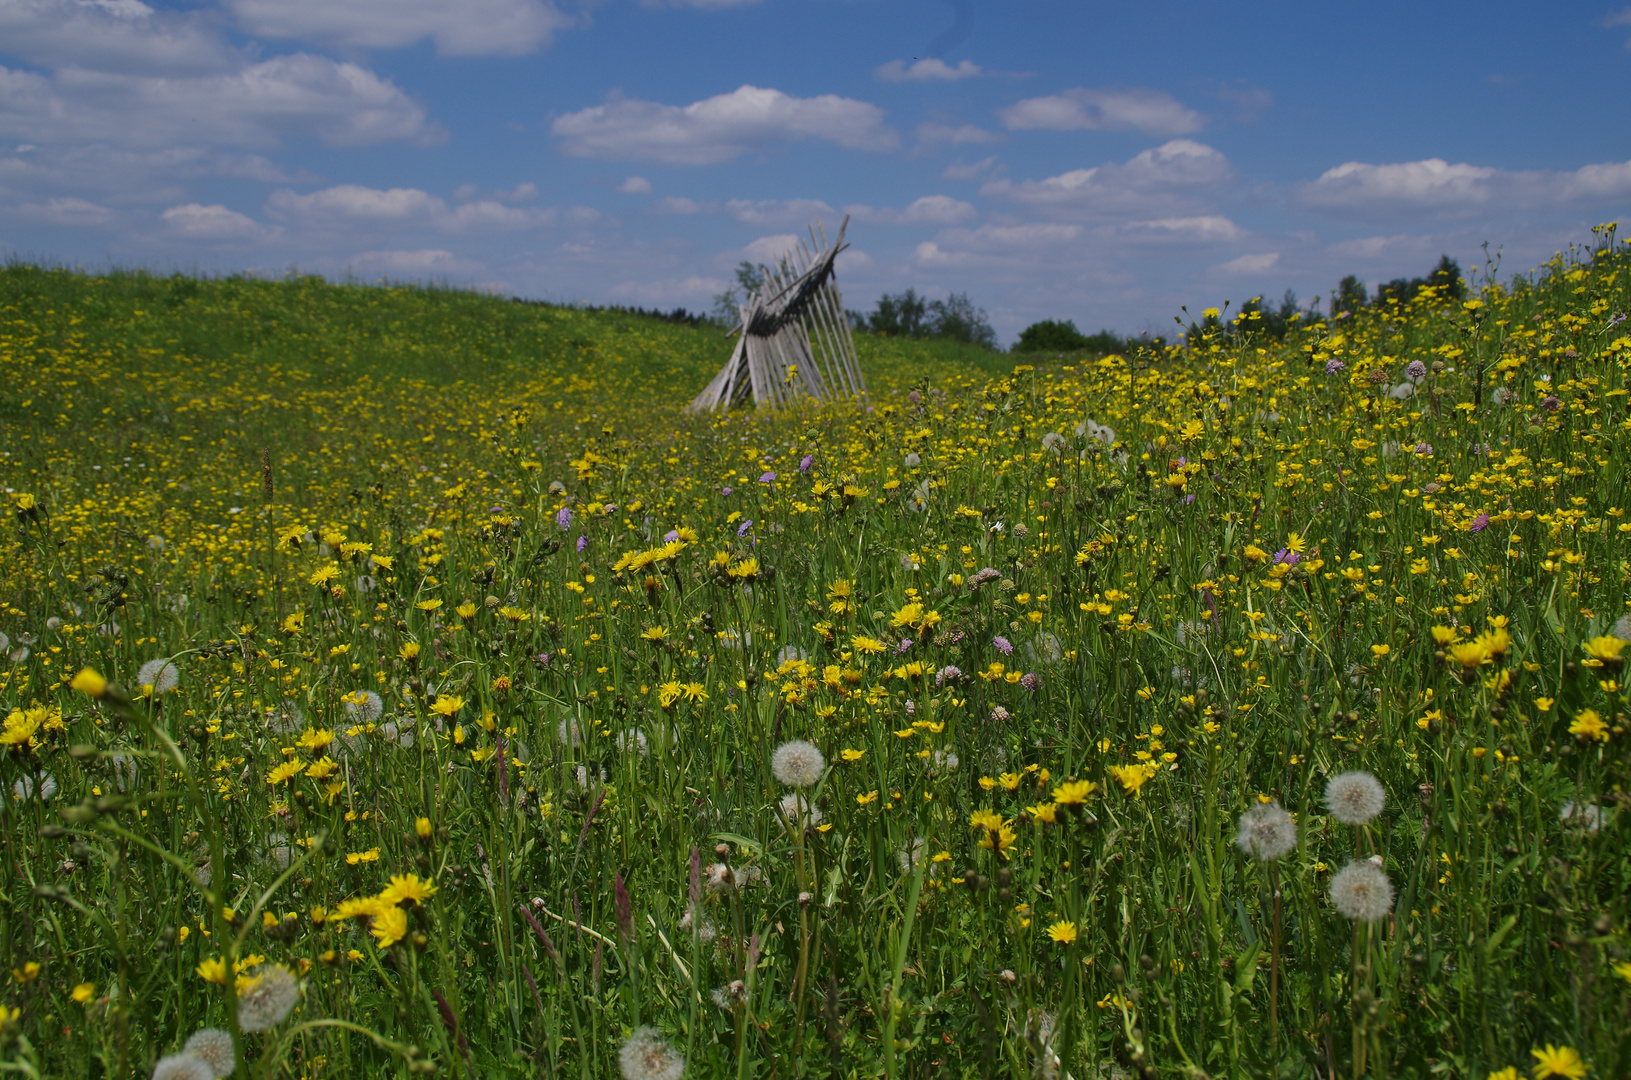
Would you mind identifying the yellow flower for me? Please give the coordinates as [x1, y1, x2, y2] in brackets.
[415, 817, 433, 839]
[371, 906, 409, 948]
[380, 873, 438, 906]
[1370, 644, 1390, 659]
[1534, 698, 1554, 713]
[1613, 960, 1631, 983]
[1529, 1044, 1588, 1079]
[70, 667, 108, 698]
[296, 728, 335, 754]
[497, 606, 530, 623]
[1029, 802, 1059, 824]
[196, 957, 230, 984]
[1486, 1070, 1518, 1080]
[1044, 919, 1078, 944]
[1568, 710, 1609, 743]
[71, 982, 95, 1004]
[11, 962, 40, 983]
[1429, 625, 1460, 645]
[1446, 641, 1491, 670]
[398, 642, 420, 662]
[456, 601, 479, 619]
[840, 748, 865, 762]
[998, 772, 1021, 790]
[415, 598, 443, 611]
[430, 695, 465, 717]
[308, 564, 339, 586]
[1052, 779, 1095, 805]
[1582, 635, 1628, 661]
[640, 626, 668, 642]
[266, 760, 306, 785]
[856, 790, 879, 805]
[850, 635, 887, 655]
[1108, 763, 1158, 797]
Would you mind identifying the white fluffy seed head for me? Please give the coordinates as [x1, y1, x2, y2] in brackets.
[771, 740, 824, 788]
[1324, 771, 1385, 825]
[1329, 860, 1394, 922]
[779, 791, 823, 830]
[1235, 801, 1297, 861]
[152, 1055, 213, 1080]
[235, 965, 298, 1032]
[183, 1029, 235, 1079]
[618, 1026, 685, 1080]
[138, 657, 181, 694]
[344, 690, 383, 722]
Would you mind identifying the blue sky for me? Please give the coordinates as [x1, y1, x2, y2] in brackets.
[2, 0, 1629, 342]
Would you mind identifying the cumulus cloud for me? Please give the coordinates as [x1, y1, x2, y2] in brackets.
[1607, 7, 1631, 48]
[1296, 156, 1631, 218]
[736, 233, 801, 265]
[1214, 252, 1279, 274]
[998, 87, 1205, 136]
[607, 275, 729, 305]
[942, 155, 1003, 182]
[724, 198, 835, 225]
[1113, 215, 1242, 242]
[346, 248, 486, 276]
[0, 54, 438, 150]
[226, 0, 574, 57]
[265, 183, 557, 232]
[843, 195, 976, 226]
[981, 140, 1233, 219]
[617, 176, 653, 195]
[915, 122, 1002, 149]
[654, 195, 709, 215]
[25, 196, 115, 225]
[160, 202, 281, 241]
[875, 58, 982, 82]
[0, 0, 236, 76]
[550, 85, 899, 165]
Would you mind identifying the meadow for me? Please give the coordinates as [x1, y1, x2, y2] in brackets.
[1, 226, 1628, 1080]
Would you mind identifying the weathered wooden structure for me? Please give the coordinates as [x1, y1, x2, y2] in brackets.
[688, 216, 866, 412]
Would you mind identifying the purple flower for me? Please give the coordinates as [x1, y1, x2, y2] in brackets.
[720, 486, 734, 497]
[1405, 359, 1427, 380]
[1469, 513, 1490, 532]
[737, 519, 753, 537]
[1183, 493, 1197, 504]
[1542, 395, 1560, 412]
[1273, 548, 1300, 566]
[896, 638, 913, 653]
[935, 665, 962, 686]
[904, 698, 916, 714]
[1019, 672, 1040, 692]
[554, 507, 572, 530]
[967, 567, 1001, 589]
[533, 652, 552, 668]
[799, 454, 814, 473]
[993, 635, 1013, 656]
[758, 472, 777, 483]
[1325, 358, 1346, 374]
[990, 705, 1010, 722]
[663, 529, 680, 542]
[576, 535, 588, 552]
[1414, 442, 1433, 456]
[1610, 312, 1627, 326]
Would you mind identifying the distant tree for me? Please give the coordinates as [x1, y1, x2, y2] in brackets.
[1335, 275, 1368, 316]
[711, 261, 767, 326]
[864, 289, 996, 347]
[1014, 319, 1129, 354]
[927, 292, 998, 348]
[1232, 289, 1304, 340]
[867, 288, 932, 338]
[1427, 254, 1466, 300]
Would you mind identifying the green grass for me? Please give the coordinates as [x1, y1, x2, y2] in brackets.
[0, 236, 1629, 1080]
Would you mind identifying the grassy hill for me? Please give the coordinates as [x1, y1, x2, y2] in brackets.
[1, 236, 1629, 1080]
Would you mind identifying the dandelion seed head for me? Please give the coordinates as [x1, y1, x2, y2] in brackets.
[771, 739, 824, 788]
[1329, 860, 1394, 922]
[137, 657, 181, 694]
[1559, 801, 1602, 833]
[235, 964, 298, 1032]
[779, 791, 823, 830]
[344, 690, 383, 722]
[152, 1054, 214, 1080]
[1234, 801, 1297, 861]
[183, 1029, 235, 1079]
[618, 1026, 684, 1080]
[1324, 771, 1385, 824]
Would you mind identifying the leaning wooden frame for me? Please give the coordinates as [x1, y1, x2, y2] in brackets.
[688, 216, 868, 412]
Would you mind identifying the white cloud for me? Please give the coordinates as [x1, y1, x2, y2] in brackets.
[347, 249, 486, 276]
[617, 176, 653, 195]
[550, 84, 899, 165]
[942, 155, 1002, 182]
[843, 195, 976, 226]
[26, 196, 114, 225]
[998, 87, 1205, 136]
[875, 58, 982, 82]
[981, 140, 1232, 219]
[725, 197, 835, 226]
[226, 0, 574, 57]
[1606, 7, 1631, 48]
[1296, 156, 1631, 218]
[654, 195, 709, 215]
[160, 202, 280, 241]
[1213, 82, 1273, 123]
[915, 122, 1001, 148]
[606, 275, 728, 305]
[0, 0, 236, 76]
[0, 54, 438, 149]
[1114, 215, 1242, 242]
[1214, 252, 1279, 274]
[265, 183, 557, 233]
[737, 233, 801, 265]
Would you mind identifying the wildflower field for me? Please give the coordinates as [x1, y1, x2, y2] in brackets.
[2, 228, 1630, 1080]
